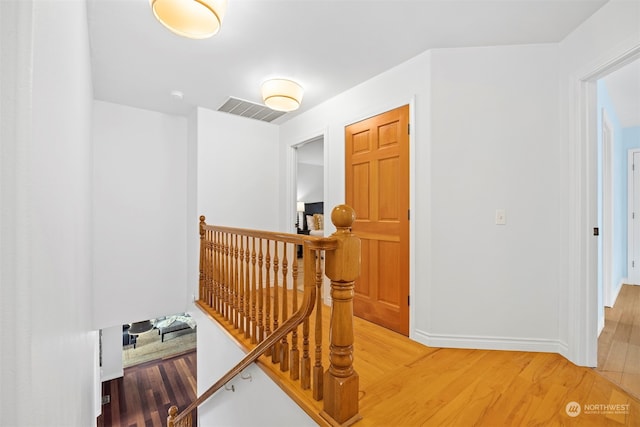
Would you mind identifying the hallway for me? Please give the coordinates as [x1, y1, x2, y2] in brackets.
[597, 284, 640, 400]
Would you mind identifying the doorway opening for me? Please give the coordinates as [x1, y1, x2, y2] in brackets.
[294, 136, 325, 234]
[594, 56, 640, 399]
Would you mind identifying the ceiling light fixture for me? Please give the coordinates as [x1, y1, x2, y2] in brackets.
[150, 0, 227, 39]
[261, 78, 304, 112]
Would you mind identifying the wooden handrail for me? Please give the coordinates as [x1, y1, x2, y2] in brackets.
[169, 205, 361, 427]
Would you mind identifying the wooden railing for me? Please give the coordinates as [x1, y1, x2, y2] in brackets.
[167, 204, 361, 427]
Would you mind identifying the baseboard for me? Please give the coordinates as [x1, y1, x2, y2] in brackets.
[413, 328, 567, 355]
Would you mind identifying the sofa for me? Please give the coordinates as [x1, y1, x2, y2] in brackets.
[155, 314, 197, 342]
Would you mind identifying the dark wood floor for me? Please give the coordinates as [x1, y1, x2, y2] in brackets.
[98, 350, 197, 427]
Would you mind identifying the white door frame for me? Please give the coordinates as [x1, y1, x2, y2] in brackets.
[286, 130, 327, 234]
[570, 44, 640, 367]
[602, 109, 614, 308]
[628, 149, 640, 285]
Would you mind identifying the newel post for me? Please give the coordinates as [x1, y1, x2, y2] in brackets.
[321, 204, 362, 426]
[167, 405, 178, 427]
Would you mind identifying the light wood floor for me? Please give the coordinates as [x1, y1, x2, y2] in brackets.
[356, 319, 640, 426]
[597, 284, 640, 400]
[200, 288, 640, 427]
[123, 327, 197, 368]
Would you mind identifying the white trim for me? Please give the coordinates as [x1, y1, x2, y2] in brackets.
[408, 96, 417, 339]
[566, 77, 599, 367]
[286, 129, 330, 303]
[580, 45, 640, 82]
[286, 144, 297, 233]
[602, 109, 614, 307]
[413, 329, 567, 355]
[287, 128, 327, 234]
[628, 149, 640, 284]
[570, 44, 640, 367]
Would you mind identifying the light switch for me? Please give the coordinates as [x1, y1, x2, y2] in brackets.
[495, 209, 506, 225]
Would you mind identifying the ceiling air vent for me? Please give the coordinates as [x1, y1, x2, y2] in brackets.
[218, 97, 287, 122]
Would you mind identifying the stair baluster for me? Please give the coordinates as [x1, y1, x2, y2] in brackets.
[172, 205, 360, 427]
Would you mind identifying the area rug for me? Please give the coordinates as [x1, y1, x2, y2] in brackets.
[122, 327, 197, 368]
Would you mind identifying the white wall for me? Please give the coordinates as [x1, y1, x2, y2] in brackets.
[296, 138, 324, 204]
[93, 100, 189, 329]
[192, 309, 316, 427]
[426, 44, 561, 349]
[280, 43, 564, 354]
[297, 163, 323, 203]
[187, 109, 200, 310]
[197, 107, 280, 230]
[0, 0, 99, 424]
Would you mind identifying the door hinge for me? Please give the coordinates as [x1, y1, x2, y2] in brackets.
[633, 261, 636, 268]
[408, 209, 410, 220]
[593, 227, 599, 236]
[407, 295, 410, 306]
[408, 124, 410, 135]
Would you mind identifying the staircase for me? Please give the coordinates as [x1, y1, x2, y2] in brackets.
[167, 204, 362, 427]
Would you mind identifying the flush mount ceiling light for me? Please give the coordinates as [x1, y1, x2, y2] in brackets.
[150, 0, 227, 39]
[261, 78, 304, 112]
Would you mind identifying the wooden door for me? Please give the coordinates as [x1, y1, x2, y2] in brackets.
[345, 105, 409, 335]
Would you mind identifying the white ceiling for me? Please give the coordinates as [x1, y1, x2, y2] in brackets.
[87, 0, 609, 123]
[602, 58, 640, 128]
